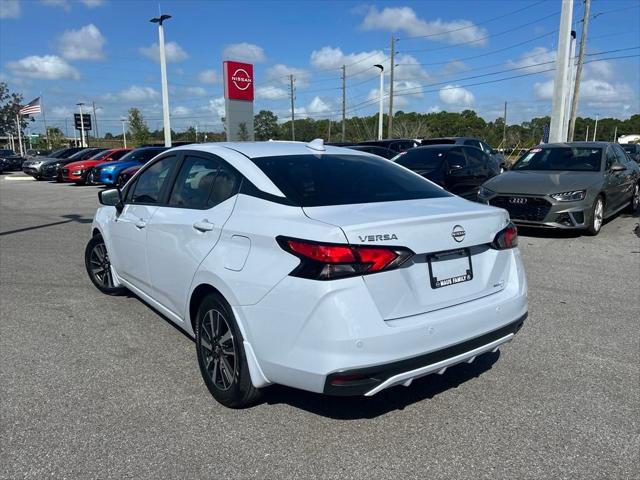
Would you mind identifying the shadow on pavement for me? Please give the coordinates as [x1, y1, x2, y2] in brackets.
[0, 214, 93, 236]
[260, 351, 501, 419]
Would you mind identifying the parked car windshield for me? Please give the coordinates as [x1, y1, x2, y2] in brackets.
[512, 147, 602, 172]
[393, 148, 449, 170]
[251, 154, 450, 207]
[118, 148, 166, 164]
[89, 150, 112, 160]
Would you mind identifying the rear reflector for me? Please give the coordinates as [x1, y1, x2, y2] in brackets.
[491, 222, 518, 250]
[277, 236, 413, 280]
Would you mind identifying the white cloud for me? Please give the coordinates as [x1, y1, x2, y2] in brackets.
[40, 0, 70, 11]
[105, 85, 159, 102]
[442, 60, 468, 76]
[508, 47, 556, 74]
[439, 85, 474, 106]
[80, 0, 105, 7]
[57, 24, 106, 60]
[361, 6, 488, 46]
[307, 96, 331, 115]
[310, 46, 386, 76]
[197, 69, 218, 84]
[139, 41, 189, 63]
[51, 106, 73, 117]
[266, 64, 310, 88]
[256, 85, 289, 100]
[0, 0, 20, 18]
[7, 55, 80, 80]
[202, 97, 226, 118]
[172, 106, 191, 116]
[222, 42, 265, 63]
[185, 86, 207, 97]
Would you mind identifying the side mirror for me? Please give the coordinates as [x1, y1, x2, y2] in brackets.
[449, 164, 464, 172]
[98, 188, 123, 212]
[610, 164, 626, 173]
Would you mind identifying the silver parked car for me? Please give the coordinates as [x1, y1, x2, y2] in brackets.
[478, 142, 640, 235]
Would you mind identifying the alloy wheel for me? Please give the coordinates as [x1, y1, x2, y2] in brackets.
[88, 241, 114, 288]
[593, 199, 604, 232]
[199, 309, 237, 391]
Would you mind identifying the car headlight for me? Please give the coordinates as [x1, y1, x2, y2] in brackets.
[72, 170, 84, 175]
[550, 190, 587, 202]
[478, 186, 495, 198]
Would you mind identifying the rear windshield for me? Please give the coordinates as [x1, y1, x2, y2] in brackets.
[119, 149, 165, 163]
[421, 139, 455, 145]
[512, 147, 602, 172]
[251, 154, 450, 207]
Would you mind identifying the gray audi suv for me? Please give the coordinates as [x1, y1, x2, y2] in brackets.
[478, 142, 640, 235]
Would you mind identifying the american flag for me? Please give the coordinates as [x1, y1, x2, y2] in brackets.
[19, 97, 42, 116]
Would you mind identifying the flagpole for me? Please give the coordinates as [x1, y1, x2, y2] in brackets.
[16, 114, 24, 156]
[41, 94, 51, 150]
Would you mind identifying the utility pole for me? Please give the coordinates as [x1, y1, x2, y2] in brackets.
[341, 64, 346, 142]
[120, 117, 128, 148]
[151, 13, 172, 147]
[548, 0, 574, 143]
[289, 74, 295, 141]
[585, 124, 589, 141]
[563, 30, 577, 139]
[387, 35, 395, 138]
[41, 95, 51, 149]
[502, 101, 508, 146]
[92, 101, 99, 140]
[64, 118, 69, 138]
[327, 118, 332, 142]
[613, 125, 617, 142]
[374, 64, 384, 140]
[568, 0, 591, 141]
[593, 114, 598, 141]
[15, 115, 23, 156]
[77, 102, 86, 147]
[195, 124, 198, 143]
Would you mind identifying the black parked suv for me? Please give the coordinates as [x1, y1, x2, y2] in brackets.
[346, 145, 397, 159]
[41, 148, 107, 181]
[421, 137, 507, 172]
[0, 149, 26, 171]
[393, 145, 499, 200]
[357, 139, 420, 153]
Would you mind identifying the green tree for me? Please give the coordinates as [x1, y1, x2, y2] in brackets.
[254, 110, 279, 140]
[0, 82, 30, 138]
[128, 107, 150, 146]
[46, 127, 66, 149]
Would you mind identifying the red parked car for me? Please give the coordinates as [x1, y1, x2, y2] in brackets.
[62, 148, 131, 184]
[115, 164, 141, 188]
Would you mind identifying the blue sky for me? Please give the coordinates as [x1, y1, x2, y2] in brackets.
[1, 0, 638, 135]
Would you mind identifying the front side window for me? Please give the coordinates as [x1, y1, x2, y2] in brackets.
[605, 147, 617, 170]
[463, 147, 487, 167]
[395, 148, 447, 171]
[130, 156, 176, 204]
[169, 156, 219, 209]
[463, 139, 482, 150]
[252, 154, 450, 207]
[613, 144, 630, 165]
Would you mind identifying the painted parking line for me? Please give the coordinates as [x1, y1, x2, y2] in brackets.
[2, 175, 34, 181]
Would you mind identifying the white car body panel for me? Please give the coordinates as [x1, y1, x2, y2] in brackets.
[91, 141, 528, 396]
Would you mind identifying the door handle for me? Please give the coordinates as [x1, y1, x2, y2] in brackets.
[193, 220, 214, 232]
[135, 219, 147, 229]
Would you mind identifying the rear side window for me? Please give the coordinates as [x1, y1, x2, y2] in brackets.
[463, 139, 482, 150]
[395, 148, 447, 170]
[251, 154, 450, 207]
[463, 147, 488, 167]
[208, 165, 241, 207]
[130, 156, 176, 204]
[169, 156, 219, 209]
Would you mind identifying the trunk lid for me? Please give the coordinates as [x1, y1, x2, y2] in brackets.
[303, 197, 512, 320]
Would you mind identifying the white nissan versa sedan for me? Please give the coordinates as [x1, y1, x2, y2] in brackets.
[86, 140, 528, 408]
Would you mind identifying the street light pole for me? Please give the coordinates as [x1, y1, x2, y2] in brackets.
[374, 64, 384, 140]
[120, 117, 128, 148]
[77, 102, 86, 147]
[150, 14, 172, 148]
[593, 114, 599, 141]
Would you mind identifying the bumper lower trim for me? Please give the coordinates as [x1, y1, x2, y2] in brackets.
[323, 313, 527, 396]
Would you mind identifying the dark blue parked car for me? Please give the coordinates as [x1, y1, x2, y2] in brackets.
[88, 147, 168, 185]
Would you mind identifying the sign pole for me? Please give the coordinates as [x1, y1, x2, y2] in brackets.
[16, 114, 24, 156]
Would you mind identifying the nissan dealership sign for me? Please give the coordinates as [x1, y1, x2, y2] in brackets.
[224, 61, 254, 102]
[223, 60, 255, 140]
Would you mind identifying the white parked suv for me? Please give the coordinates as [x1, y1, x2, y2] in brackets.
[86, 140, 528, 408]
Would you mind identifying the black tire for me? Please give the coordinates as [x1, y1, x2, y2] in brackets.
[84, 234, 126, 295]
[35, 175, 43, 181]
[195, 293, 262, 408]
[586, 195, 604, 236]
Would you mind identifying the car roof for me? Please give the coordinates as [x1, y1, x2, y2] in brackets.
[536, 141, 611, 148]
[411, 144, 459, 150]
[169, 141, 371, 159]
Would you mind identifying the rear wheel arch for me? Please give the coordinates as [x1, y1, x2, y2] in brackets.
[189, 283, 226, 335]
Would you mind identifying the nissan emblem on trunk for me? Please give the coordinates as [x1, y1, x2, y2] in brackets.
[452, 225, 466, 242]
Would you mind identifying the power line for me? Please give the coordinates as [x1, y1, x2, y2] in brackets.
[398, 0, 548, 40]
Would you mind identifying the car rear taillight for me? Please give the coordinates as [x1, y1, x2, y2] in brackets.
[277, 236, 413, 280]
[491, 222, 518, 250]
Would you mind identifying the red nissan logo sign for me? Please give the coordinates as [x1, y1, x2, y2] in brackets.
[224, 61, 254, 101]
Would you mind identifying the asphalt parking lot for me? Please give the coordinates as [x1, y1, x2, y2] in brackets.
[1, 172, 638, 480]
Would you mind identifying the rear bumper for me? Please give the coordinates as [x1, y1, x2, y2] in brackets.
[324, 314, 525, 396]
